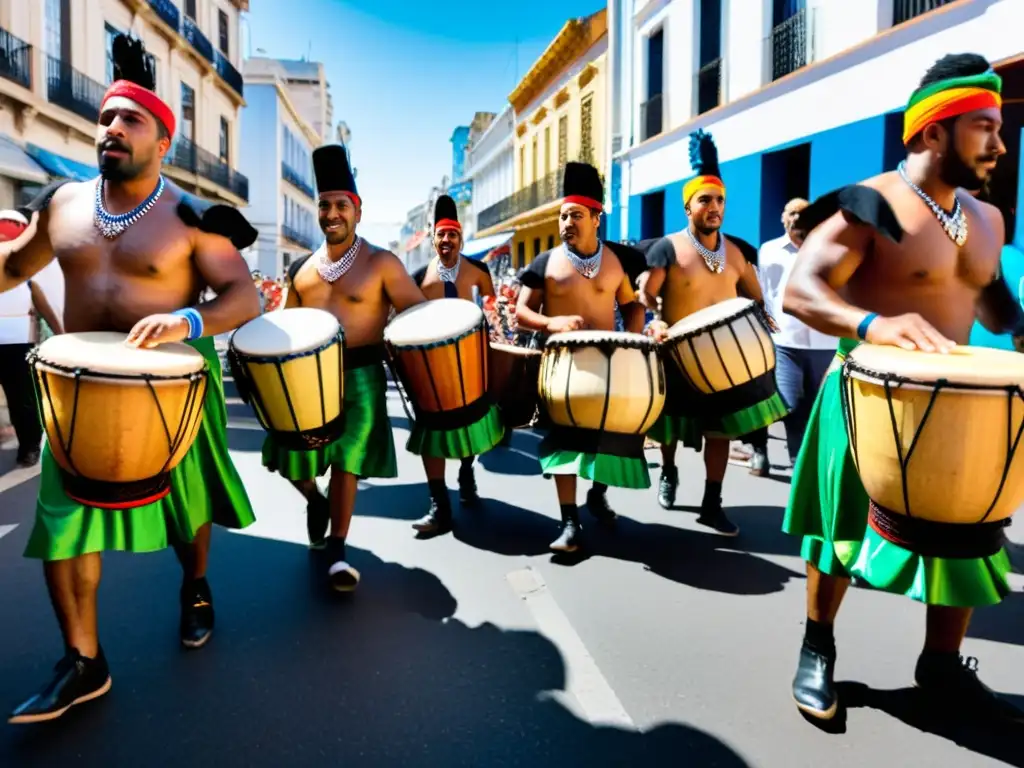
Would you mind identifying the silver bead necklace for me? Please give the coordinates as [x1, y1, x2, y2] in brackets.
[686, 227, 726, 273]
[563, 241, 603, 279]
[436, 255, 461, 283]
[898, 160, 968, 247]
[317, 236, 362, 283]
[93, 175, 166, 239]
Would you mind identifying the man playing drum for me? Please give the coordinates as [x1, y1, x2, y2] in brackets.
[408, 195, 503, 535]
[642, 130, 782, 537]
[0, 35, 261, 723]
[782, 53, 1023, 722]
[266, 144, 425, 589]
[515, 162, 647, 553]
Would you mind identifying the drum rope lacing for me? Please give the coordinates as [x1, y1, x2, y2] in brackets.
[317, 237, 362, 283]
[562, 242, 603, 279]
[897, 161, 968, 247]
[93, 176, 166, 239]
[841, 361, 1024, 524]
[685, 228, 725, 274]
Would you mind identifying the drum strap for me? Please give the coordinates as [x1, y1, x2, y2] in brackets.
[546, 426, 645, 459]
[412, 393, 494, 431]
[868, 501, 1010, 559]
[347, 343, 385, 370]
[665, 369, 777, 419]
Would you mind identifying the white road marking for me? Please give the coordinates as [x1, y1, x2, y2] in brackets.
[506, 566, 636, 730]
[0, 524, 17, 541]
[0, 464, 41, 494]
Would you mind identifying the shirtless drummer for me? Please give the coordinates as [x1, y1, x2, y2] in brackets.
[0, 35, 261, 723]
[515, 162, 647, 552]
[264, 144, 426, 589]
[408, 195, 503, 535]
[783, 53, 1023, 723]
[642, 130, 783, 536]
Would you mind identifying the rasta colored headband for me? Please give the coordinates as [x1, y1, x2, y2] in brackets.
[101, 81, 175, 138]
[683, 175, 725, 205]
[902, 69, 1002, 145]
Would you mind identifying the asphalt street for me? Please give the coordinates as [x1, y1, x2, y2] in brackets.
[0, 373, 1022, 767]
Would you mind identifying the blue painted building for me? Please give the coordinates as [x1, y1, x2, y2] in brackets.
[450, 126, 471, 184]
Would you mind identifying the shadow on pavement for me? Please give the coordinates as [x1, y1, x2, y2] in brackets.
[966, 591, 1024, 647]
[0, 525, 752, 767]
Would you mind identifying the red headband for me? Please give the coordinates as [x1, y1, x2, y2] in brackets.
[435, 219, 461, 232]
[562, 195, 603, 212]
[102, 81, 176, 138]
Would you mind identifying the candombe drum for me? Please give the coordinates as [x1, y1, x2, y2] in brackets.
[841, 344, 1024, 558]
[28, 332, 209, 509]
[384, 298, 490, 429]
[488, 343, 542, 429]
[663, 297, 783, 436]
[229, 307, 345, 449]
[539, 330, 665, 452]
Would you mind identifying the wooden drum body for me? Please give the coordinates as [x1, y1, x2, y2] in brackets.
[229, 307, 345, 450]
[539, 331, 665, 441]
[488, 343, 542, 429]
[29, 332, 209, 509]
[841, 344, 1024, 559]
[384, 299, 490, 430]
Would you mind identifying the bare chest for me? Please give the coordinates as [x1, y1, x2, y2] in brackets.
[295, 260, 381, 308]
[665, 244, 740, 290]
[544, 260, 622, 297]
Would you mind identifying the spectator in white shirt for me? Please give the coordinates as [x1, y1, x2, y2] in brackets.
[0, 262, 64, 467]
[758, 198, 837, 465]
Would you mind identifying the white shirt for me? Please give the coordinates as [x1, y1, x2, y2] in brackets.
[757, 235, 837, 351]
[0, 262, 64, 345]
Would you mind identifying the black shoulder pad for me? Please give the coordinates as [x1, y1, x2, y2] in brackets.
[287, 253, 312, 285]
[19, 180, 73, 216]
[517, 250, 551, 290]
[797, 185, 904, 243]
[411, 264, 428, 287]
[644, 237, 676, 269]
[725, 234, 758, 266]
[176, 192, 258, 250]
[604, 240, 647, 286]
[464, 257, 491, 276]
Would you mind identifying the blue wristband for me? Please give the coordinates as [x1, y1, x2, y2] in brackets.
[173, 308, 204, 341]
[856, 312, 878, 340]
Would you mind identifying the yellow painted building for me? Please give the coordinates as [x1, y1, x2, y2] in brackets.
[475, 9, 607, 269]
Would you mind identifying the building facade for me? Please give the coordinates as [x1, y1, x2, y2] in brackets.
[241, 57, 329, 277]
[474, 9, 608, 270]
[0, 0, 249, 211]
[462, 104, 515, 241]
[608, 0, 1021, 255]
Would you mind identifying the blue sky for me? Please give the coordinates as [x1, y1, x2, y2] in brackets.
[244, 0, 600, 246]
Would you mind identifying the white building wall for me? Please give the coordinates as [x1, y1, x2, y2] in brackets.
[464, 104, 516, 233]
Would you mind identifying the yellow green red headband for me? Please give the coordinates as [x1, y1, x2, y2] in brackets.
[683, 175, 725, 205]
[902, 70, 1002, 145]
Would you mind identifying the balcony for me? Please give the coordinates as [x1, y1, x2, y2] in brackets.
[147, 0, 180, 32]
[640, 94, 663, 142]
[166, 136, 249, 202]
[696, 58, 722, 115]
[214, 51, 243, 98]
[767, 9, 808, 82]
[477, 165, 567, 231]
[0, 28, 31, 90]
[893, 0, 959, 25]
[281, 162, 315, 199]
[182, 17, 214, 65]
[46, 56, 105, 123]
[281, 223, 315, 251]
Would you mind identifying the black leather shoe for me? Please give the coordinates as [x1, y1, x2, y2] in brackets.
[657, 466, 678, 509]
[412, 499, 453, 535]
[307, 492, 330, 550]
[550, 519, 581, 553]
[458, 463, 481, 508]
[180, 578, 214, 649]
[697, 498, 739, 536]
[16, 448, 40, 468]
[792, 642, 838, 720]
[915, 653, 1024, 722]
[9, 648, 111, 724]
[586, 488, 616, 524]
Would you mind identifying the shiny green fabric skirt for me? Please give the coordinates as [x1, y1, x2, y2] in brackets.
[646, 411, 703, 450]
[405, 402, 505, 460]
[704, 391, 789, 439]
[25, 337, 256, 562]
[782, 337, 1011, 607]
[538, 428, 651, 490]
[262, 363, 397, 480]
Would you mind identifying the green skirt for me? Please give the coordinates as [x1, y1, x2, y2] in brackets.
[782, 337, 1011, 607]
[647, 411, 703, 450]
[25, 337, 255, 562]
[704, 391, 789, 439]
[406, 402, 505, 460]
[262, 363, 397, 480]
[538, 428, 651, 489]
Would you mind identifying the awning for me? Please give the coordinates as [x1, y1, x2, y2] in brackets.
[404, 229, 427, 253]
[462, 230, 514, 260]
[25, 143, 98, 182]
[0, 136, 49, 184]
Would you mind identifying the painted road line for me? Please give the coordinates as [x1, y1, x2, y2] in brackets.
[0, 524, 17, 541]
[506, 566, 636, 730]
[0, 464, 41, 495]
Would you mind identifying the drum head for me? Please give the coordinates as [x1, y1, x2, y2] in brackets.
[489, 342, 541, 358]
[231, 307, 341, 357]
[35, 332, 205, 376]
[667, 297, 755, 339]
[545, 330, 655, 349]
[386, 298, 482, 347]
[846, 344, 1024, 389]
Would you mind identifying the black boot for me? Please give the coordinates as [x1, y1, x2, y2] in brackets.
[458, 459, 481, 508]
[914, 651, 1024, 722]
[180, 577, 214, 649]
[792, 619, 838, 720]
[8, 648, 112, 724]
[326, 536, 360, 592]
[550, 504, 582, 553]
[412, 480, 453, 535]
[586, 484, 616, 524]
[657, 465, 678, 509]
[306, 490, 329, 550]
[696, 481, 739, 536]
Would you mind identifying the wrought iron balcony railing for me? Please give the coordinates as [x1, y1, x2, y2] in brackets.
[281, 223, 316, 251]
[147, 0, 241, 98]
[281, 162, 315, 199]
[640, 94, 663, 142]
[696, 58, 722, 115]
[166, 136, 249, 201]
[477, 163, 605, 231]
[46, 56, 105, 122]
[894, 0, 958, 26]
[768, 8, 808, 82]
[147, 0, 181, 32]
[214, 51, 243, 98]
[182, 16, 214, 65]
[0, 27, 31, 90]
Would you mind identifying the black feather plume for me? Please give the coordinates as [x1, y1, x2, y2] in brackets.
[687, 129, 721, 179]
[112, 34, 157, 90]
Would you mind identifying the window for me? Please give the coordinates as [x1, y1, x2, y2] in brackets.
[558, 116, 568, 166]
[105, 24, 121, 84]
[45, 0, 62, 59]
[580, 96, 594, 165]
[185, 0, 197, 20]
[544, 126, 551, 177]
[218, 10, 229, 55]
[180, 82, 195, 142]
[519, 146, 525, 187]
[531, 136, 538, 184]
[219, 117, 230, 165]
